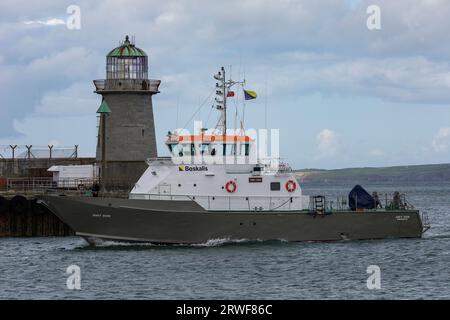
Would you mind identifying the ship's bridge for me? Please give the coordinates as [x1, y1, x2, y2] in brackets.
[165, 134, 254, 159]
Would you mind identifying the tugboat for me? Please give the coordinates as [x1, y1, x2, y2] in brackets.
[40, 67, 428, 244]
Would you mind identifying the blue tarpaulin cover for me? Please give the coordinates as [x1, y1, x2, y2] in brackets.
[348, 185, 375, 210]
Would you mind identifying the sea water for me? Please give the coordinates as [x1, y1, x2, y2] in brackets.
[0, 180, 449, 299]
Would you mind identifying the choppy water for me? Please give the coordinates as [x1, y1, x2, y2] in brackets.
[1, 181, 449, 299]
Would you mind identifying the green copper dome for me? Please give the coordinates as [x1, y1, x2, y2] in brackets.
[107, 35, 147, 57]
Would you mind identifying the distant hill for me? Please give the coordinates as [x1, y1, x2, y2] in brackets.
[294, 163, 450, 183]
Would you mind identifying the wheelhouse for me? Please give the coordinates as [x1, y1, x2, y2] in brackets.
[166, 134, 254, 158]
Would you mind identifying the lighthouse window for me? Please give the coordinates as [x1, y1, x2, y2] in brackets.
[106, 56, 148, 80]
[270, 182, 281, 191]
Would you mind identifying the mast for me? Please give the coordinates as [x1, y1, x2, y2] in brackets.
[222, 66, 227, 155]
[214, 67, 227, 155]
[214, 66, 245, 149]
[214, 67, 225, 133]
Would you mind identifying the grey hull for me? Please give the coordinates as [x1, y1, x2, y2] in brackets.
[40, 196, 424, 244]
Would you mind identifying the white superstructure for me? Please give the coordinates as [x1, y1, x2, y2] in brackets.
[129, 67, 310, 211]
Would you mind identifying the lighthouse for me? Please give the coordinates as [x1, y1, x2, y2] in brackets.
[94, 35, 160, 191]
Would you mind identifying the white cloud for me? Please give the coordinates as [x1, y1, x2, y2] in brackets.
[316, 129, 340, 157]
[431, 128, 450, 153]
[23, 18, 66, 26]
[35, 82, 98, 117]
[0, 46, 102, 135]
[0, 115, 97, 157]
[255, 55, 450, 104]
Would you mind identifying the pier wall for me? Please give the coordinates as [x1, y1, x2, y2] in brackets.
[0, 196, 74, 237]
[0, 157, 96, 178]
[0, 158, 95, 237]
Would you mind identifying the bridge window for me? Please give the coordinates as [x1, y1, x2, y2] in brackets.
[168, 143, 183, 157]
[185, 143, 195, 156]
[226, 143, 236, 156]
[199, 143, 209, 155]
[240, 143, 250, 156]
[210, 143, 223, 156]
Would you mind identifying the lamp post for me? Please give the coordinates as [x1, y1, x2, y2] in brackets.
[97, 100, 111, 193]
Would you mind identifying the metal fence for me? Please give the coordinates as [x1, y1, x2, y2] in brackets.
[0, 177, 134, 197]
[312, 192, 415, 212]
[0, 145, 79, 160]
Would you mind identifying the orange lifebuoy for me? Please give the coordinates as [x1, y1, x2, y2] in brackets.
[285, 180, 296, 192]
[225, 180, 237, 193]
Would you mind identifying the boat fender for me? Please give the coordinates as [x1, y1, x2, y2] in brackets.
[10, 195, 29, 215]
[0, 196, 9, 214]
[225, 180, 237, 193]
[285, 180, 297, 193]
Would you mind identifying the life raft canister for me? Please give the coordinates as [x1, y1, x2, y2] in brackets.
[225, 180, 237, 193]
[285, 179, 297, 193]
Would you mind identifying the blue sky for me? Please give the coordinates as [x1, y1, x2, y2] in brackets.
[0, 0, 450, 169]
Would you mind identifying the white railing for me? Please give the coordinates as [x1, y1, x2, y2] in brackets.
[5, 177, 99, 192]
[145, 156, 293, 174]
[129, 193, 309, 211]
[146, 157, 173, 166]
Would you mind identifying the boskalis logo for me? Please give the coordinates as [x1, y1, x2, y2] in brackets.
[179, 165, 208, 172]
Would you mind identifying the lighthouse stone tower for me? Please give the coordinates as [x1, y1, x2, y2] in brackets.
[94, 35, 160, 190]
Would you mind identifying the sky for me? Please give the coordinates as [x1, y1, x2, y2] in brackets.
[0, 0, 450, 169]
